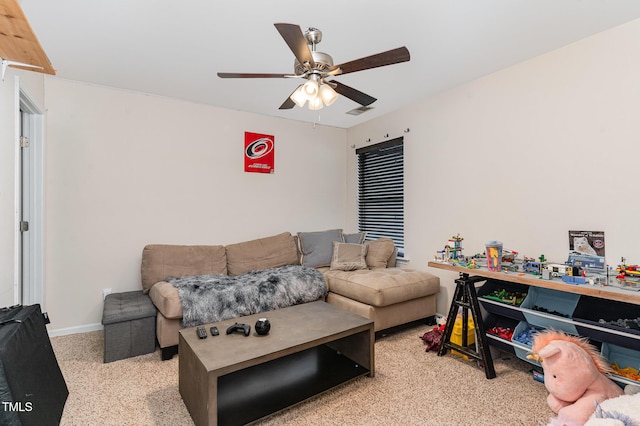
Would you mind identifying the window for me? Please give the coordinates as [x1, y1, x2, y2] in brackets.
[356, 137, 404, 256]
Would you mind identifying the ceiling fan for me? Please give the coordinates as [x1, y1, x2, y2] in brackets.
[217, 23, 410, 111]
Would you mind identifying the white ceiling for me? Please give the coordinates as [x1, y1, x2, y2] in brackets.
[19, 0, 640, 129]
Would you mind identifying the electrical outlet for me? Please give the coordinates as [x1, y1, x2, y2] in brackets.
[102, 288, 112, 300]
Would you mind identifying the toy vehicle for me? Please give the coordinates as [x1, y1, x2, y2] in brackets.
[544, 263, 571, 278]
[502, 249, 518, 263]
[616, 264, 640, 279]
[523, 261, 543, 275]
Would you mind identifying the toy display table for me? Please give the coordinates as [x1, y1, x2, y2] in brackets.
[428, 261, 640, 386]
[428, 261, 640, 305]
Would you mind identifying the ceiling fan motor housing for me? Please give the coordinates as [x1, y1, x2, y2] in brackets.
[294, 51, 333, 75]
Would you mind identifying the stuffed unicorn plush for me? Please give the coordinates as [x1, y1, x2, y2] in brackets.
[528, 330, 624, 426]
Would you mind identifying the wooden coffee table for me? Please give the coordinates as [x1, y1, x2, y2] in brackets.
[178, 301, 374, 426]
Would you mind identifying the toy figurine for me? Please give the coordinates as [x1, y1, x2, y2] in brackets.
[435, 234, 464, 263]
[447, 234, 463, 260]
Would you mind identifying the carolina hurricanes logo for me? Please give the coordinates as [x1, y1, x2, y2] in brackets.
[245, 137, 274, 159]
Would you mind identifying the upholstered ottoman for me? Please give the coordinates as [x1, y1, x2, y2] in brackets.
[102, 291, 157, 363]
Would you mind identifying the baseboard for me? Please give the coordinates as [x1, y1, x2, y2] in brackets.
[47, 322, 103, 337]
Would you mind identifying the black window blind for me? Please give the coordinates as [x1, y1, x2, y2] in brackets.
[356, 137, 404, 256]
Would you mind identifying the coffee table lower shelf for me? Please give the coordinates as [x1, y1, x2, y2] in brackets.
[218, 344, 369, 425]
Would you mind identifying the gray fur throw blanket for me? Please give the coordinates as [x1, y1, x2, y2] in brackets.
[167, 265, 327, 328]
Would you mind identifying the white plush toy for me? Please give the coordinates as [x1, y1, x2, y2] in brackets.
[584, 385, 640, 426]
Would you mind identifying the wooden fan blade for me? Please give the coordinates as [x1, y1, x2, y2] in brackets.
[274, 23, 315, 69]
[330, 46, 410, 76]
[331, 80, 376, 106]
[217, 72, 292, 78]
[279, 86, 299, 110]
[279, 97, 296, 110]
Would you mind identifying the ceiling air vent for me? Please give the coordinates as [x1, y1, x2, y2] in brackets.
[346, 106, 374, 116]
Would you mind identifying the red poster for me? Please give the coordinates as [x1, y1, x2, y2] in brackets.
[244, 132, 274, 174]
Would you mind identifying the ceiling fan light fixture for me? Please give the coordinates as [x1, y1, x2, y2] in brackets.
[290, 85, 307, 107]
[308, 96, 323, 110]
[319, 84, 338, 106]
[301, 79, 319, 99]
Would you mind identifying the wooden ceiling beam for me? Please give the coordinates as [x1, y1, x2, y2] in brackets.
[0, 0, 55, 75]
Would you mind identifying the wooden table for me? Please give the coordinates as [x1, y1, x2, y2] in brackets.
[428, 261, 640, 305]
[179, 301, 374, 426]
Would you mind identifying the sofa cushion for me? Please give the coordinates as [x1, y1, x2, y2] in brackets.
[343, 232, 366, 244]
[365, 238, 396, 269]
[323, 268, 440, 307]
[330, 242, 368, 271]
[141, 244, 227, 293]
[225, 232, 299, 276]
[298, 229, 344, 268]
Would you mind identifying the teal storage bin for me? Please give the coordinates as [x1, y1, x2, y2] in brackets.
[520, 287, 580, 335]
[602, 343, 640, 386]
[511, 321, 543, 367]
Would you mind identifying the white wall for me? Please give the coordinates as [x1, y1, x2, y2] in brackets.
[44, 79, 348, 332]
[7, 17, 640, 333]
[0, 69, 44, 307]
[347, 19, 640, 314]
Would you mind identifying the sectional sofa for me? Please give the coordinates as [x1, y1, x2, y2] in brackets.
[141, 230, 440, 359]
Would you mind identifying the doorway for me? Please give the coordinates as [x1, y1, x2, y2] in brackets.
[17, 91, 44, 307]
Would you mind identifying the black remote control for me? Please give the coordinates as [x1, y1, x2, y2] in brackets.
[196, 326, 207, 339]
[210, 326, 219, 336]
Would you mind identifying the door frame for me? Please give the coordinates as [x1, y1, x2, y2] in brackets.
[15, 84, 45, 308]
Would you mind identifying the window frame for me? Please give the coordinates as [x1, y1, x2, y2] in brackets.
[356, 137, 404, 257]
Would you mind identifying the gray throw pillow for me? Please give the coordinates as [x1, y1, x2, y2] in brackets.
[298, 229, 344, 268]
[343, 232, 366, 244]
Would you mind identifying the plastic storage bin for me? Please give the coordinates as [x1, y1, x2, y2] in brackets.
[520, 287, 580, 335]
[602, 343, 640, 385]
[511, 321, 543, 367]
[477, 279, 527, 321]
[451, 316, 475, 360]
[484, 314, 518, 355]
[573, 296, 640, 351]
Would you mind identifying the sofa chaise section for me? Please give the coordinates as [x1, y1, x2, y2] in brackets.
[325, 268, 440, 332]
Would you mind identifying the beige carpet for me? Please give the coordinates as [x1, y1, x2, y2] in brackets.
[51, 325, 554, 425]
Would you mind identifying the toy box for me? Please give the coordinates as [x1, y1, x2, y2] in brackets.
[477, 279, 527, 321]
[511, 321, 542, 367]
[483, 314, 518, 355]
[601, 343, 640, 385]
[567, 252, 605, 270]
[520, 287, 579, 335]
[451, 316, 475, 360]
[573, 296, 640, 351]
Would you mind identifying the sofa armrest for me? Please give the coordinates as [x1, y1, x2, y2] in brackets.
[148, 281, 183, 319]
